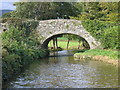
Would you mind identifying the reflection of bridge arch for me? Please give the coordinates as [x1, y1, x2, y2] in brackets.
[37, 19, 101, 49]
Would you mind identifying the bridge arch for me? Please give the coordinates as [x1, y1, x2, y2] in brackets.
[37, 19, 101, 49]
[41, 33, 90, 49]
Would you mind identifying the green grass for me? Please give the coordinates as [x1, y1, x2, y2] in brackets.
[75, 49, 118, 60]
[48, 40, 82, 49]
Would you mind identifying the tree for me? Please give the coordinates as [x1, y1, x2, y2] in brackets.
[73, 2, 118, 21]
[52, 37, 58, 50]
[63, 34, 77, 49]
[55, 37, 58, 48]
[12, 2, 78, 20]
[2, 12, 12, 18]
[53, 38, 56, 50]
[99, 2, 118, 21]
[13, 2, 56, 20]
[54, 2, 79, 19]
[80, 2, 103, 20]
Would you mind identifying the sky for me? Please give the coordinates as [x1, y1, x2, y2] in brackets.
[0, 2, 16, 10]
[0, 0, 19, 10]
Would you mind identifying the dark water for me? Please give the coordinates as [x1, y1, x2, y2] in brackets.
[7, 50, 118, 88]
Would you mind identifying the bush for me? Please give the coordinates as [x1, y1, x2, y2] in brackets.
[82, 19, 118, 49]
[2, 19, 48, 81]
[101, 26, 118, 49]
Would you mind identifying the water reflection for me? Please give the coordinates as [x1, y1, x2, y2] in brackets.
[8, 50, 118, 88]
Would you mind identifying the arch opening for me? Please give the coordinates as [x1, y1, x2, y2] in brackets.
[41, 33, 90, 50]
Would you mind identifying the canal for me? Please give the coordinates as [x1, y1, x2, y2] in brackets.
[5, 50, 118, 88]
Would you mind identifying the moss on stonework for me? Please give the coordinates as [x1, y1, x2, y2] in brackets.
[66, 24, 69, 29]
[92, 42, 97, 46]
[71, 21, 80, 26]
[50, 21, 56, 24]
[49, 32, 52, 34]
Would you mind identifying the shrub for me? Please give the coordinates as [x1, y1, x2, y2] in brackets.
[2, 19, 48, 81]
[82, 19, 118, 49]
[101, 26, 118, 49]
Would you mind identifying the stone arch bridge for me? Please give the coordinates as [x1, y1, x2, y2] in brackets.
[37, 19, 101, 49]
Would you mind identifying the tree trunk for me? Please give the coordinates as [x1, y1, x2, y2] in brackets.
[55, 37, 58, 48]
[78, 40, 80, 49]
[82, 40, 85, 48]
[82, 40, 89, 49]
[53, 38, 55, 50]
[66, 39, 70, 49]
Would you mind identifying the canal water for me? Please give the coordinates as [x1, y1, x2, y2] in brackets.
[6, 50, 118, 88]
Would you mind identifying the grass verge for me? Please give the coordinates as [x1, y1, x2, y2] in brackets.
[74, 49, 118, 66]
[75, 49, 118, 60]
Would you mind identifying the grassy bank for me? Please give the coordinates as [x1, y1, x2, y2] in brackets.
[75, 49, 118, 60]
[74, 49, 118, 66]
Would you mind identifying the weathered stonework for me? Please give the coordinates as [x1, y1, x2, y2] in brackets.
[36, 19, 101, 49]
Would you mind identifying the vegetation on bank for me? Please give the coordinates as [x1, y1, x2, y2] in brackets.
[2, 19, 49, 81]
[81, 20, 119, 49]
[75, 49, 118, 60]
